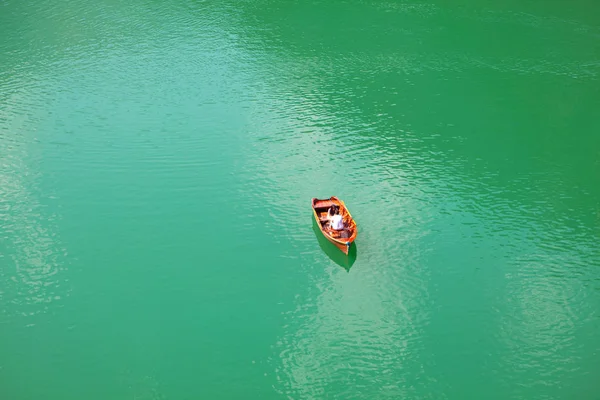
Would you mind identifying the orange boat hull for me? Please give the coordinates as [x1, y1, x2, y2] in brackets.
[311, 196, 357, 255]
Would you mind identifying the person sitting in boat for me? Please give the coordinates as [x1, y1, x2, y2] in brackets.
[328, 205, 344, 231]
[327, 205, 336, 218]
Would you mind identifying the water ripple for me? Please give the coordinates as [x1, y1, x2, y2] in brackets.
[1, 0, 599, 398]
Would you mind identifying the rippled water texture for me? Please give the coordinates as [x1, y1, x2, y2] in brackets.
[1, 0, 599, 399]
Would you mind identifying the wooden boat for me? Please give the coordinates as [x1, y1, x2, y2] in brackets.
[311, 196, 357, 255]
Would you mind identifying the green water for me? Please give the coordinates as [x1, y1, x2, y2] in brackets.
[1, 0, 599, 398]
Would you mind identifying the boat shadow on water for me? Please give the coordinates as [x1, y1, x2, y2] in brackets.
[312, 219, 357, 272]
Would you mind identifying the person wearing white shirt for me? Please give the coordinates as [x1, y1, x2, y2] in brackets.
[327, 205, 344, 231]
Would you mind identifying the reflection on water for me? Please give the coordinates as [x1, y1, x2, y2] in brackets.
[0, 87, 69, 324]
[312, 218, 357, 271]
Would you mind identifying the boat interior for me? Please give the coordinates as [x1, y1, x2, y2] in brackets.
[312, 199, 353, 239]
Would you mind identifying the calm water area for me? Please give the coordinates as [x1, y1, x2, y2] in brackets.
[1, 0, 599, 399]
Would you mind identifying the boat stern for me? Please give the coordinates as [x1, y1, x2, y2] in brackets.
[343, 241, 351, 255]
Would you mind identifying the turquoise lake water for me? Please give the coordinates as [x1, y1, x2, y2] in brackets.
[1, 0, 599, 398]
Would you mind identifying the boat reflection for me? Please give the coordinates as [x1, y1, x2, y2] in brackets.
[312, 219, 357, 271]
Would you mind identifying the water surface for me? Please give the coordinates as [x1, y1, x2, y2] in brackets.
[1, 0, 599, 399]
